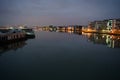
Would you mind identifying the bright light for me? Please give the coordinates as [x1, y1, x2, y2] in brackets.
[87, 29, 90, 31]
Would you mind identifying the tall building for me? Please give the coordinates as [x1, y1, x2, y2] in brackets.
[89, 18, 120, 30]
[107, 19, 120, 30]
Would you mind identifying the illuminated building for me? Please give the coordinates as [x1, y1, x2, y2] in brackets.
[89, 20, 108, 30]
[107, 19, 120, 30]
[88, 18, 120, 31]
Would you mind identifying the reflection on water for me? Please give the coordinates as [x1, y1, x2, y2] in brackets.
[0, 39, 27, 55]
[41, 27, 82, 35]
[83, 33, 120, 48]
[0, 36, 36, 55]
[41, 28, 120, 48]
[0, 30, 120, 80]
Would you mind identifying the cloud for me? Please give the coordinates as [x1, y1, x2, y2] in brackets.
[0, 0, 120, 26]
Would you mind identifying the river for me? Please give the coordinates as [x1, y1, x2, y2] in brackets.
[0, 31, 120, 80]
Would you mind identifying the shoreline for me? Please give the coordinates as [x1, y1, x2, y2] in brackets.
[82, 30, 120, 35]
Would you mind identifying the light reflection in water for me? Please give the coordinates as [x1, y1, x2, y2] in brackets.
[0, 39, 27, 55]
[0, 29, 120, 80]
[82, 33, 120, 48]
[0, 35, 36, 55]
[40, 28, 120, 48]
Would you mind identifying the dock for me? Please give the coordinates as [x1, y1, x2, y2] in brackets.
[0, 32, 26, 42]
[0, 27, 35, 43]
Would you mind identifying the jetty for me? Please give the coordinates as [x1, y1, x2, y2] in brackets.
[0, 27, 35, 42]
[0, 29, 26, 42]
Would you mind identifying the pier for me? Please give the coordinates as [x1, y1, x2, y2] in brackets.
[0, 27, 35, 42]
[0, 32, 26, 42]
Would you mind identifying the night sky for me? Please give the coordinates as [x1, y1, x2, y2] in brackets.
[0, 0, 120, 26]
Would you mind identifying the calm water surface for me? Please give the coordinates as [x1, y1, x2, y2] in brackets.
[0, 31, 120, 80]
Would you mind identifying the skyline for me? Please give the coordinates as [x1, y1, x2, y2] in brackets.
[0, 0, 120, 26]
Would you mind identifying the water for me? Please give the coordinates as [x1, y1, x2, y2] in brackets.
[0, 31, 120, 80]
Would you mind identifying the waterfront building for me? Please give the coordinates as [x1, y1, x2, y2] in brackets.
[88, 18, 120, 31]
[88, 20, 108, 30]
[57, 26, 67, 32]
[107, 19, 120, 30]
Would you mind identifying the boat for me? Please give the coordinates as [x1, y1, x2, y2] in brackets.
[19, 26, 35, 38]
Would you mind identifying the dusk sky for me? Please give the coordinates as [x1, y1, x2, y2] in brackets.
[0, 0, 120, 26]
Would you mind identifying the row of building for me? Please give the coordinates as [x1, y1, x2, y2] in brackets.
[41, 25, 83, 33]
[88, 18, 120, 31]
